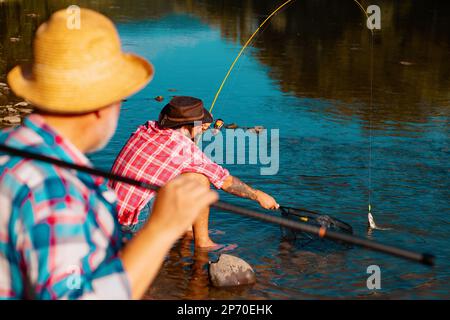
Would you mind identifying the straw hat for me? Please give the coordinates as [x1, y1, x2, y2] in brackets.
[7, 8, 154, 114]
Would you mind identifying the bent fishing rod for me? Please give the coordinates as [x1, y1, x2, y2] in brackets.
[0, 144, 435, 266]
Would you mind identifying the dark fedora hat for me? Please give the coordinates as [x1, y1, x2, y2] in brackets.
[158, 96, 213, 129]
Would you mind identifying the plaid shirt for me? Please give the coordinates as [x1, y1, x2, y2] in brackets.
[0, 115, 130, 300]
[110, 121, 230, 226]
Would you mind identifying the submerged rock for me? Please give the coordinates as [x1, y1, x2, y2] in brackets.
[225, 123, 238, 129]
[0, 83, 9, 95]
[14, 102, 30, 108]
[25, 13, 39, 18]
[2, 115, 21, 125]
[7, 107, 18, 114]
[209, 254, 256, 287]
[19, 108, 33, 115]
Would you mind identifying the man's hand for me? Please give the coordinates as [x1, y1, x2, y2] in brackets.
[222, 176, 279, 210]
[255, 190, 279, 210]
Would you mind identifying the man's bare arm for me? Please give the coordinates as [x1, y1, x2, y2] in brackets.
[222, 176, 258, 200]
[221, 176, 279, 210]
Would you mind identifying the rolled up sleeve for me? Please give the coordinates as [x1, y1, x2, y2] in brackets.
[181, 143, 230, 189]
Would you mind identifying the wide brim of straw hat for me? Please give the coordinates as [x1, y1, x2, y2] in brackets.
[7, 53, 154, 114]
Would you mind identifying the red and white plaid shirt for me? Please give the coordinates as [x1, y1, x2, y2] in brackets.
[109, 121, 230, 226]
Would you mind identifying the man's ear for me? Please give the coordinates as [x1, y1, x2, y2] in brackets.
[190, 126, 196, 138]
[95, 102, 121, 119]
[94, 107, 107, 119]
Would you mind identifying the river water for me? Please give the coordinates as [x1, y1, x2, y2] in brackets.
[0, 0, 449, 299]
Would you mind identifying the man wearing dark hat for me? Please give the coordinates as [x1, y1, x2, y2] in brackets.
[110, 96, 279, 248]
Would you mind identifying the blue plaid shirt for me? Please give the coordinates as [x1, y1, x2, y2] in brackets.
[0, 115, 131, 299]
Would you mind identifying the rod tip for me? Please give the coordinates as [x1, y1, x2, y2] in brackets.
[421, 253, 435, 266]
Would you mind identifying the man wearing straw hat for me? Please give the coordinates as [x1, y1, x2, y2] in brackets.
[0, 9, 217, 300]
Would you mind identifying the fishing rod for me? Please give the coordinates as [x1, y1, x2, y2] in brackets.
[0, 144, 435, 266]
[209, 0, 383, 229]
[209, 0, 296, 114]
[209, 0, 373, 114]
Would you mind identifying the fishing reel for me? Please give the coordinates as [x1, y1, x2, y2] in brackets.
[213, 118, 225, 130]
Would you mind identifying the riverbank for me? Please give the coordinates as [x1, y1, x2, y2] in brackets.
[0, 82, 33, 129]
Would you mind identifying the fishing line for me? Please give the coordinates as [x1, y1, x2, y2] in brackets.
[214, 21, 269, 119]
[209, 0, 296, 114]
[353, 0, 378, 229]
[210, 0, 379, 225]
[209, 0, 380, 227]
[368, 28, 376, 228]
[209, 0, 369, 115]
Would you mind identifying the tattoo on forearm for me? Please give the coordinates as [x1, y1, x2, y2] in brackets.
[223, 177, 258, 201]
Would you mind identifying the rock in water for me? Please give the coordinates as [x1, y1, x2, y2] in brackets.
[14, 102, 30, 108]
[0, 95, 7, 106]
[3, 116, 21, 125]
[209, 254, 256, 287]
[7, 107, 18, 115]
[225, 123, 238, 129]
[19, 108, 33, 114]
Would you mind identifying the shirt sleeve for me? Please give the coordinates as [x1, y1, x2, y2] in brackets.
[14, 177, 131, 300]
[180, 142, 231, 189]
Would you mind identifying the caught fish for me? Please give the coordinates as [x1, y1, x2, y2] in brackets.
[368, 207, 391, 231]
